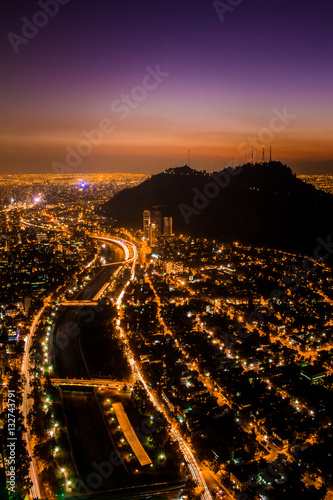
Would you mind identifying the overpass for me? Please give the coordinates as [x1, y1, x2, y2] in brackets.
[90, 234, 138, 263]
[46, 378, 133, 389]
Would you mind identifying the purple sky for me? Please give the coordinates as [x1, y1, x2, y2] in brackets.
[1, 0, 332, 174]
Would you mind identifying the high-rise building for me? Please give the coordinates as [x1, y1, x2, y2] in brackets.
[149, 223, 159, 246]
[151, 210, 162, 237]
[143, 210, 150, 239]
[144, 208, 169, 244]
[163, 217, 173, 236]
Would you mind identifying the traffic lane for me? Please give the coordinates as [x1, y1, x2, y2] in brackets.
[75, 266, 118, 301]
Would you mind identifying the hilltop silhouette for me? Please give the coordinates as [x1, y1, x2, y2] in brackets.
[100, 162, 333, 258]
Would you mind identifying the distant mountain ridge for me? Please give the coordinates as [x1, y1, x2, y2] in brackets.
[101, 162, 333, 259]
[290, 159, 333, 175]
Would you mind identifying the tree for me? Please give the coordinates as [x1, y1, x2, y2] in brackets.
[185, 478, 201, 500]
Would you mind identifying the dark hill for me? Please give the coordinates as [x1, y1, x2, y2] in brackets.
[100, 162, 333, 258]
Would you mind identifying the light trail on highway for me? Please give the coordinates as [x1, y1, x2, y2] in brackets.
[22, 307, 45, 499]
[90, 234, 138, 265]
[18, 218, 209, 498]
[115, 275, 213, 500]
[18, 221, 139, 497]
[91, 235, 130, 260]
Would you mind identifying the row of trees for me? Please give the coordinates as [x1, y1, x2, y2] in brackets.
[28, 313, 68, 498]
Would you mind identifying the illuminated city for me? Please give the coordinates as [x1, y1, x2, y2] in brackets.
[1, 1, 333, 499]
[0, 170, 332, 500]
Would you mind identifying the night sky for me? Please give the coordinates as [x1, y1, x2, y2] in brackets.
[1, 0, 332, 174]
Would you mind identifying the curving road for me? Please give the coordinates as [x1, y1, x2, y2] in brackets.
[22, 305, 46, 499]
[115, 283, 213, 500]
[21, 222, 211, 499]
[66, 232, 212, 498]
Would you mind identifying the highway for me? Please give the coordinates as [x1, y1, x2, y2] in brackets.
[115, 287, 213, 500]
[20, 220, 210, 498]
[69, 232, 212, 498]
[18, 220, 135, 497]
[70, 234, 137, 303]
[91, 235, 136, 262]
[49, 234, 140, 492]
[21, 305, 45, 499]
[52, 238, 135, 378]
[73, 264, 121, 301]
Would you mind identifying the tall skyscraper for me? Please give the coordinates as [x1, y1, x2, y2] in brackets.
[149, 223, 159, 246]
[163, 217, 173, 236]
[143, 210, 150, 239]
[151, 210, 162, 237]
[144, 208, 168, 245]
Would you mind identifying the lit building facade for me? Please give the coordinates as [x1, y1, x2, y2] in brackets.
[143, 210, 150, 239]
[163, 217, 173, 236]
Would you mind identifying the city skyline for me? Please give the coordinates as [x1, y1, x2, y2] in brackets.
[1, 0, 333, 174]
[0, 166, 333, 498]
[1, 2, 333, 494]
